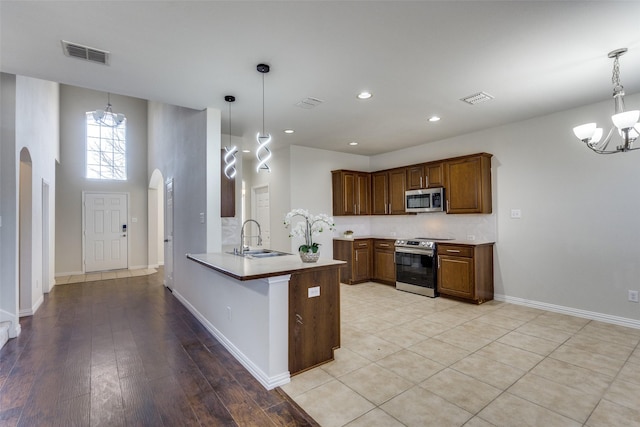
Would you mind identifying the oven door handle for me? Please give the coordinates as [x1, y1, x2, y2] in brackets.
[395, 247, 435, 256]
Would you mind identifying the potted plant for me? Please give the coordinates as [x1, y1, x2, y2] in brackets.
[284, 209, 335, 262]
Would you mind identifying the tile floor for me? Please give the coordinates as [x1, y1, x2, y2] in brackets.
[55, 268, 157, 284]
[282, 282, 640, 427]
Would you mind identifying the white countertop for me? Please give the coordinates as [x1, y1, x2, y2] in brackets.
[333, 236, 495, 246]
[187, 251, 345, 281]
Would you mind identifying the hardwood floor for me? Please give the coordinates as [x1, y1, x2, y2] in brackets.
[0, 269, 319, 427]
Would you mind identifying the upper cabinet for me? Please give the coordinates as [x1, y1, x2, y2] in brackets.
[444, 153, 492, 214]
[406, 161, 444, 190]
[332, 170, 371, 216]
[331, 153, 492, 216]
[372, 168, 406, 215]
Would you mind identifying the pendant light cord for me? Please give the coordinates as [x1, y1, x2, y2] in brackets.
[262, 72, 266, 135]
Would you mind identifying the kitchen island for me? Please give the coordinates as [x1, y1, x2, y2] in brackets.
[184, 251, 344, 389]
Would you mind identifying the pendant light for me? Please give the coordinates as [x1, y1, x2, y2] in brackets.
[92, 92, 125, 127]
[256, 63, 272, 172]
[223, 95, 238, 179]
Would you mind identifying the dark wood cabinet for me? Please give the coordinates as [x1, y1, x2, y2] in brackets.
[333, 238, 371, 284]
[332, 170, 371, 216]
[444, 153, 492, 214]
[437, 243, 494, 304]
[371, 168, 406, 215]
[289, 266, 341, 375]
[332, 153, 491, 216]
[373, 239, 396, 285]
[220, 149, 235, 217]
[406, 161, 443, 190]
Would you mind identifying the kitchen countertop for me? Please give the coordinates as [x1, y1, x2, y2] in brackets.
[333, 236, 495, 246]
[187, 251, 345, 281]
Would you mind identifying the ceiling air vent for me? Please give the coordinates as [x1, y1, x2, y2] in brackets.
[295, 97, 324, 109]
[460, 91, 494, 105]
[61, 40, 110, 65]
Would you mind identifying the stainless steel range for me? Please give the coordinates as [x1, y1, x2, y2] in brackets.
[394, 238, 451, 298]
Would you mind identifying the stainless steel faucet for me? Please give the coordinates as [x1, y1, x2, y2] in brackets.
[239, 219, 263, 253]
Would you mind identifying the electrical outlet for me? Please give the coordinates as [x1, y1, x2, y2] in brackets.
[628, 290, 639, 303]
[510, 209, 522, 219]
[467, 235, 476, 241]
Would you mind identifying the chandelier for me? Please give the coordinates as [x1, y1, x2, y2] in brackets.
[256, 63, 272, 172]
[92, 93, 125, 127]
[573, 48, 639, 154]
[223, 95, 238, 179]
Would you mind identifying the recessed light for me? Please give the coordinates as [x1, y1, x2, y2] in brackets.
[357, 91, 372, 100]
[242, 149, 251, 153]
[349, 141, 358, 146]
[428, 116, 441, 122]
[284, 129, 294, 134]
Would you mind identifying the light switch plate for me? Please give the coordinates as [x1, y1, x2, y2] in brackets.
[199, 212, 205, 224]
[308, 286, 320, 298]
[510, 209, 522, 219]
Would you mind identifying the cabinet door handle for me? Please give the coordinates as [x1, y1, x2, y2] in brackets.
[379, 243, 389, 247]
[425, 176, 429, 188]
[420, 177, 423, 187]
[446, 200, 450, 212]
[446, 249, 461, 253]
[438, 256, 440, 268]
[356, 252, 358, 262]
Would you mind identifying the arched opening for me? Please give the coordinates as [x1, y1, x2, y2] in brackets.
[19, 148, 33, 316]
[148, 169, 165, 269]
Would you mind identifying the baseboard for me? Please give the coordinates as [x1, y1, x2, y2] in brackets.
[0, 309, 20, 338]
[172, 290, 290, 390]
[147, 264, 160, 269]
[129, 264, 148, 271]
[494, 293, 640, 330]
[17, 294, 45, 318]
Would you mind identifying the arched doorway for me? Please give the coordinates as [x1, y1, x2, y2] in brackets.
[148, 169, 165, 270]
[19, 148, 33, 316]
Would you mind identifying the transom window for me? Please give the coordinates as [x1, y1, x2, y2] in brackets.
[86, 111, 127, 180]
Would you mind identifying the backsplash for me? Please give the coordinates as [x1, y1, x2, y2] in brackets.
[334, 213, 496, 242]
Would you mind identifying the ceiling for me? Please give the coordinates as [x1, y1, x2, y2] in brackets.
[2, 1, 640, 156]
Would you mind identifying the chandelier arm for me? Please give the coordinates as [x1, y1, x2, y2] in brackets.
[597, 127, 615, 152]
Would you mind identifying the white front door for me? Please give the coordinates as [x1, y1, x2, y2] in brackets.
[84, 192, 128, 272]
[165, 179, 174, 288]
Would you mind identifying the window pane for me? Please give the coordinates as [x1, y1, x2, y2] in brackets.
[85, 111, 127, 181]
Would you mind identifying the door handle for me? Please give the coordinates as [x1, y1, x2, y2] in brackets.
[164, 239, 169, 243]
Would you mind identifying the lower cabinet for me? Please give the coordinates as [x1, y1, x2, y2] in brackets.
[333, 239, 371, 284]
[289, 266, 341, 375]
[373, 239, 396, 285]
[437, 243, 494, 304]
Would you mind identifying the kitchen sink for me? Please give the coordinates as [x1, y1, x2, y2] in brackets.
[227, 249, 290, 258]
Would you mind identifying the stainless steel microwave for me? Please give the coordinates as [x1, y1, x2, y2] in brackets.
[405, 188, 445, 213]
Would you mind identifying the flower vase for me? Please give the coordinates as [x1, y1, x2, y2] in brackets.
[299, 250, 320, 263]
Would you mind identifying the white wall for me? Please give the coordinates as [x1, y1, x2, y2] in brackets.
[147, 101, 210, 295]
[56, 86, 148, 274]
[0, 73, 58, 335]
